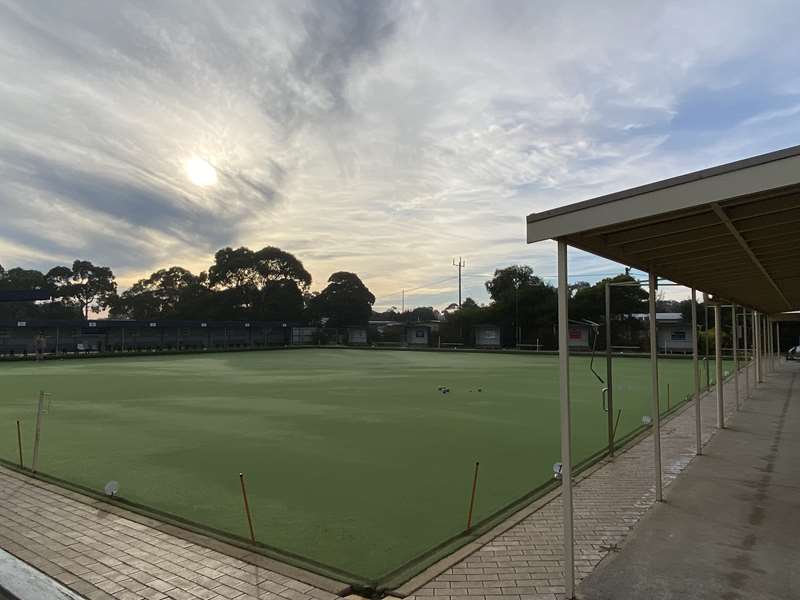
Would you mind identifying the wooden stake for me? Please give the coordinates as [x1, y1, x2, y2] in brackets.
[239, 473, 256, 543]
[611, 409, 623, 448]
[16, 420, 23, 469]
[466, 461, 480, 530]
[32, 391, 45, 474]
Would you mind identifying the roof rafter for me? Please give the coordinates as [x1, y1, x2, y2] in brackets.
[710, 202, 791, 310]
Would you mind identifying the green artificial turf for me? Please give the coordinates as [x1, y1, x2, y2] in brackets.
[0, 349, 731, 585]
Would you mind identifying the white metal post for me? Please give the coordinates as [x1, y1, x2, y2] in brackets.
[714, 304, 724, 429]
[556, 240, 574, 599]
[770, 319, 776, 371]
[766, 318, 771, 373]
[756, 313, 761, 378]
[743, 308, 750, 399]
[605, 283, 614, 458]
[764, 315, 773, 373]
[691, 289, 701, 455]
[648, 272, 663, 502]
[732, 305, 739, 410]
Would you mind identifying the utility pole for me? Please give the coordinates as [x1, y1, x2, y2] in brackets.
[401, 289, 405, 314]
[453, 257, 465, 307]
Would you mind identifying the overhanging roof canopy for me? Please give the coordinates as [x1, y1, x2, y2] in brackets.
[527, 145, 800, 314]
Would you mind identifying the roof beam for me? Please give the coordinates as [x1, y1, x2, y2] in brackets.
[710, 202, 792, 310]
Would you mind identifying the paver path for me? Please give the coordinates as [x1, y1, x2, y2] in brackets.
[0, 469, 342, 600]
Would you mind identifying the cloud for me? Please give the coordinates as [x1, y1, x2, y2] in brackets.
[0, 0, 799, 305]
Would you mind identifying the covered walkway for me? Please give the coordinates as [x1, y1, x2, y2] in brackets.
[579, 361, 799, 600]
[526, 144, 800, 598]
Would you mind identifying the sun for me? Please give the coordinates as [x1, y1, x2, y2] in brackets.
[185, 157, 218, 187]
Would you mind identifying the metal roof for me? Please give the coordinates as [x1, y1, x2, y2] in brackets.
[527, 145, 800, 314]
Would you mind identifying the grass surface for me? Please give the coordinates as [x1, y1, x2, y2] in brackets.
[0, 349, 730, 584]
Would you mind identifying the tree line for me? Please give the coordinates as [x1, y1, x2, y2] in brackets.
[0, 246, 376, 327]
[2, 252, 715, 345]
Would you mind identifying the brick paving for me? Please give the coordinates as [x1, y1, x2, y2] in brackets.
[0, 367, 751, 600]
[0, 468, 341, 600]
[403, 369, 749, 600]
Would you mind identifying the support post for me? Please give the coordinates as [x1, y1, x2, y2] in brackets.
[605, 283, 614, 457]
[648, 272, 663, 502]
[743, 308, 750, 399]
[55, 327, 60, 355]
[732, 305, 739, 410]
[777, 322, 781, 367]
[714, 305, 724, 428]
[764, 315, 773, 373]
[704, 303, 710, 391]
[755, 312, 763, 384]
[556, 240, 575, 599]
[691, 288, 701, 455]
[765, 315, 771, 374]
[766, 318, 771, 373]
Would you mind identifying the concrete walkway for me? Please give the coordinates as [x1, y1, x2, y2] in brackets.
[578, 362, 799, 600]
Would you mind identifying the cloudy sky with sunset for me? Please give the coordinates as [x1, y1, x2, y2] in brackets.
[2, 0, 800, 309]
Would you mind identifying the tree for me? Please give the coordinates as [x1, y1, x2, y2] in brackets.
[257, 279, 305, 322]
[253, 247, 312, 290]
[110, 267, 207, 319]
[49, 260, 116, 317]
[310, 272, 375, 327]
[484, 265, 557, 345]
[406, 306, 438, 322]
[208, 246, 312, 316]
[571, 274, 648, 322]
[0, 266, 47, 291]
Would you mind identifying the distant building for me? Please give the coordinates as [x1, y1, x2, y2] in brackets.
[406, 322, 439, 346]
[567, 319, 598, 350]
[346, 327, 368, 345]
[474, 324, 501, 348]
[631, 312, 693, 353]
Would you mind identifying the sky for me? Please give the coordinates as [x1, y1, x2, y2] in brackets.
[1, 0, 800, 310]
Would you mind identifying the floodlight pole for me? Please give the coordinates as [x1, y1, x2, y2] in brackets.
[648, 272, 663, 502]
[732, 305, 739, 410]
[743, 308, 750, 399]
[605, 283, 614, 457]
[713, 304, 724, 429]
[691, 288, 701, 455]
[556, 239, 575, 599]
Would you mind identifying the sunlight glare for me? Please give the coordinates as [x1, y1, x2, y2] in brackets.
[185, 157, 218, 187]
